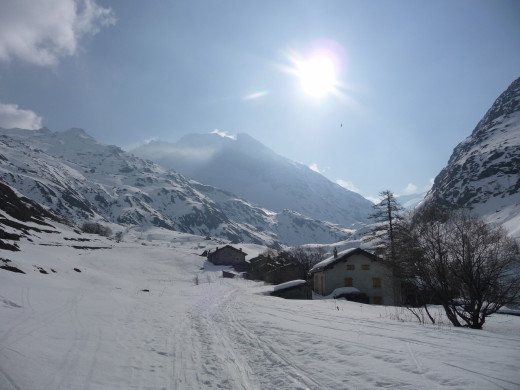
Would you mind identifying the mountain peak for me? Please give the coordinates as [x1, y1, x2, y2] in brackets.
[424, 77, 520, 237]
[473, 77, 520, 139]
[132, 131, 373, 227]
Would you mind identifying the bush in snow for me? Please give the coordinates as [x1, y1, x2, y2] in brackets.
[81, 222, 112, 237]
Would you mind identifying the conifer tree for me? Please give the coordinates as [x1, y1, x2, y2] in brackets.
[369, 190, 404, 263]
[367, 190, 404, 303]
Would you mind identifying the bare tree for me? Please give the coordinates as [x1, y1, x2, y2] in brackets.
[397, 206, 459, 325]
[401, 207, 520, 329]
[290, 246, 326, 280]
[447, 212, 520, 328]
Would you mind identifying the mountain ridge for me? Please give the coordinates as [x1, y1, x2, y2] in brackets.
[0, 127, 354, 246]
[424, 76, 520, 238]
[131, 132, 373, 228]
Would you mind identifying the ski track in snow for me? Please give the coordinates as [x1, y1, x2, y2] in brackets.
[1, 236, 520, 389]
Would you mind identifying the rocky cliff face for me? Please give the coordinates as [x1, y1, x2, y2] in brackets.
[424, 77, 520, 237]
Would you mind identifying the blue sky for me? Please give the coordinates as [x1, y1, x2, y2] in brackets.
[0, 0, 519, 202]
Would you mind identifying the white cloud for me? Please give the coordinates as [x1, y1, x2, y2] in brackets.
[428, 178, 435, 188]
[144, 137, 159, 144]
[0, 102, 43, 130]
[365, 195, 379, 204]
[309, 163, 322, 174]
[210, 129, 236, 140]
[0, 0, 116, 66]
[403, 183, 419, 195]
[336, 179, 359, 193]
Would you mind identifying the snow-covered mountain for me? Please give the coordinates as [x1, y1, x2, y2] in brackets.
[131, 132, 373, 228]
[424, 76, 520, 238]
[0, 127, 353, 246]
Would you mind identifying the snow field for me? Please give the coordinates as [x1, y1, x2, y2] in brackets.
[1, 231, 520, 389]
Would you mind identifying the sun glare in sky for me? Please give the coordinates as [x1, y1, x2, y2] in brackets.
[284, 40, 345, 99]
[297, 55, 337, 97]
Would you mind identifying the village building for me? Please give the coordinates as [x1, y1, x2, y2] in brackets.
[249, 254, 301, 284]
[309, 248, 401, 305]
[207, 245, 248, 272]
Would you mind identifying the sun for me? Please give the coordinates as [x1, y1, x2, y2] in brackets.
[282, 40, 346, 100]
[297, 55, 337, 97]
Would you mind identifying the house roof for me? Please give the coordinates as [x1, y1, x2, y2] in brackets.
[210, 245, 248, 257]
[309, 247, 381, 274]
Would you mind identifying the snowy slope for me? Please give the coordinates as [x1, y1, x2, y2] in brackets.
[0, 128, 351, 246]
[424, 77, 520, 238]
[1, 225, 519, 389]
[132, 132, 373, 228]
[396, 192, 427, 211]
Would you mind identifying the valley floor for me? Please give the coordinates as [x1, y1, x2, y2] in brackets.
[1, 231, 520, 389]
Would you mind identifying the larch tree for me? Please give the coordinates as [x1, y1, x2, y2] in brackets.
[367, 190, 405, 303]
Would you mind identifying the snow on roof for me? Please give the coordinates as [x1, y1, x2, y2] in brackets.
[211, 245, 248, 256]
[310, 247, 382, 273]
[272, 279, 306, 292]
[310, 247, 358, 273]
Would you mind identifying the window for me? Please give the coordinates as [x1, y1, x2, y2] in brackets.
[361, 264, 370, 270]
[373, 277, 381, 288]
[344, 278, 353, 287]
[373, 296, 383, 305]
[346, 264, 355, 270]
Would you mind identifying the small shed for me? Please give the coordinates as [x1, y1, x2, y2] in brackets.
[271, 280, 312, 300]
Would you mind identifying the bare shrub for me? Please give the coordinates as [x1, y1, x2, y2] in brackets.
[81, 222, 112, 237]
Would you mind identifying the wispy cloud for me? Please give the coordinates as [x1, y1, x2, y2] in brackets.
[309, 163, 323, 174]
[403, 183, 419, 195]
[427, 178, 435, 189]
[365, 195, 380, 204]
[210, 129, 236, 140]
[0, 0, 116, 66]
[336, 179, 359, 193]
[0, 102, 43, 130]
[144, 137, 158, 144]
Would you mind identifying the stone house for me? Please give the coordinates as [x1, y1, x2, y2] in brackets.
[309, 247, 400, 305]
[207, 245, 248, 271]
